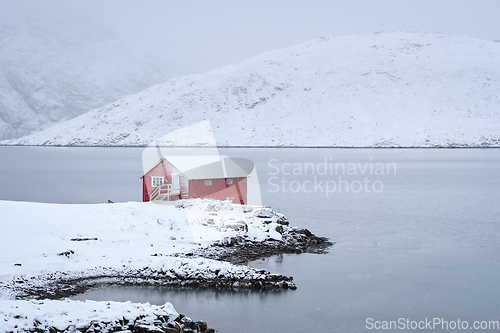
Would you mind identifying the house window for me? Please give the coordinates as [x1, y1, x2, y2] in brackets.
[205, 179, 212, 186]
[152, 176, 164, 187]
[226, 179, 233, 185]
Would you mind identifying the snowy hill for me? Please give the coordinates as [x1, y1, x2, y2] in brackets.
[0, 2, 187, 140]
[5, 32, 500, 147]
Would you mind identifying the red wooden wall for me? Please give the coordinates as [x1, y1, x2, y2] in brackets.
[187, 177, 247, 204]
[142, 159, 247, 204]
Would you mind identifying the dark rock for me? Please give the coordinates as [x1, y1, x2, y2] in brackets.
[165, 328, 179, 333]
[57, 250, 74, 258]
[302, 228, 313, 237]
[70, 237, 98, 241]
[196, 321, 208, 331]
[202, 329, 216, 333]
[276, 215, 289, 225]
[256, 208, 274, 218]
[174, 314, 185, 322]
[195, 227, 333, 263]
[135, 325, 165, 333]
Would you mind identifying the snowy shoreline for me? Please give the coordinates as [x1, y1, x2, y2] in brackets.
[0, 199, 332, 332]
[1, 143, 500, 148]
[0, 298, 214, 333]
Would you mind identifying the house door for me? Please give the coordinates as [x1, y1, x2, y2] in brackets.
[172, 173, 180, 192]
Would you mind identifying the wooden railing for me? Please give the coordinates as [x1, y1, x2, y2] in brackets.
[150, 183, 181, 201]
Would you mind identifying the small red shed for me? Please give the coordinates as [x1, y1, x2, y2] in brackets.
[140, 155, 250, 204]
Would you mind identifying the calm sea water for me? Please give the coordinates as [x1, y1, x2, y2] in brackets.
[1, 147, 499, 332]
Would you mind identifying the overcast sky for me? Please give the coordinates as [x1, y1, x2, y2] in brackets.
[10, 0, 499, 73]
[70, 0, 500, 72]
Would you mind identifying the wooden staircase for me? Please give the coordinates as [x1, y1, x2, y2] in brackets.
[150, 183, 181, 201]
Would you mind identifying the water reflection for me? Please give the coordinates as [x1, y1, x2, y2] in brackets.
[73, 284, 291, 305]
[73, 254, 292, 306]
[72, 277, 295, 333]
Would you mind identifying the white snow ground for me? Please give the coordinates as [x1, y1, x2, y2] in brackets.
[0, 199, 291, 331]
[4, 32, 500, 147]
[0, 199, 286, 285]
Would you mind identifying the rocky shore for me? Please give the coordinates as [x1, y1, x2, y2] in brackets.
[0, 199, 333, 332]
[0, 299, 215, 333]
[9, 262, 297, 301]
[194, 227, 333, 264]
[7, 222, 333, 300]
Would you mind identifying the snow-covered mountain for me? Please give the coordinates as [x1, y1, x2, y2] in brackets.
[5, 32, 500, 147]
[0, 1, 187, 140]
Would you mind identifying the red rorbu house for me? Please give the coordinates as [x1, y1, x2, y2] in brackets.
[140, 155, 252, 204]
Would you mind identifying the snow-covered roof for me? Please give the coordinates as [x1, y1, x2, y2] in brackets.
[141, 155, 254, 180]
[166, 154, 222, 174]
[182, 156, 253, 180]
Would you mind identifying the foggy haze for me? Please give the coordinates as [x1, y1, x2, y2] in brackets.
[68, 0, 500, 72]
